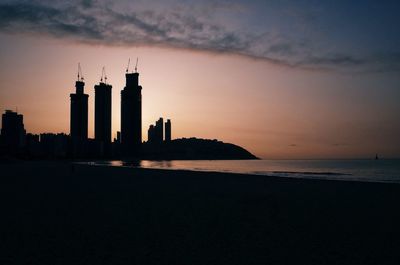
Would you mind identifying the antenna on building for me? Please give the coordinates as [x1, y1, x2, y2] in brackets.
[78, 63, 84, 81]
[135, 57, 138, 73]
[126, 58, 130, 73]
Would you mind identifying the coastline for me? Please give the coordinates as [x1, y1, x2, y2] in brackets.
[1, 161, 400, 264]
[82, 158, 400, 184]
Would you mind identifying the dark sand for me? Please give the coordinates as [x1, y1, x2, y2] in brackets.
[1, 161, 400, 264]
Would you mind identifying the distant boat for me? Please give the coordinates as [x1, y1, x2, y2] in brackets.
[375, 154, 379, 160]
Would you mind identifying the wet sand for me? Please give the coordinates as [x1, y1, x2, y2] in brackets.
[1, 161, 400, 264]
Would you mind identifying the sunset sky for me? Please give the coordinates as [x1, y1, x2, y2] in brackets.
[0, 0, 399, 159]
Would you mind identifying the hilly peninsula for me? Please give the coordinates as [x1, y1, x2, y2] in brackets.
[142, 137, 258, 160]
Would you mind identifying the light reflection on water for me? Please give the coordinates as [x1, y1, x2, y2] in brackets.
[84, 159, 400, 184]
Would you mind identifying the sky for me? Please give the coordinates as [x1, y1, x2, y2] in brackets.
[0, 0, 400, 159]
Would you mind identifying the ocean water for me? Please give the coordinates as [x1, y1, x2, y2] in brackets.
[88, 159, 400, 184]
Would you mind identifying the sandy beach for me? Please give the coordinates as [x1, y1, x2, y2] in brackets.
[1, 161, 399, 264]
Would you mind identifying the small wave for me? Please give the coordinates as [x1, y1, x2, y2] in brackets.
[270, 171, 351, 176]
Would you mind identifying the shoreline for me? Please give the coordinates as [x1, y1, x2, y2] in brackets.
[78, 160, 400, 185]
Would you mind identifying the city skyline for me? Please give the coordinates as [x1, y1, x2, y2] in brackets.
[1, 0, 400, 159]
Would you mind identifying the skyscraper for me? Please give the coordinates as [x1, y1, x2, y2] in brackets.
[70, 78, 88, 156]
[155, 117, 164, 144]
[147, 117, 171, 144]
[94, 81, 112, 156]
[148, 125, 155, 143]
[121, 71, 142, 156]
[165, 119, 171, 142]
[1, 110, 26, 153]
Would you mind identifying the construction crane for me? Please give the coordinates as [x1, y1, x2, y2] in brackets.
[126, 58, 130, 73]
[100, 66, 107, 84]
[77, 63, 84, 81]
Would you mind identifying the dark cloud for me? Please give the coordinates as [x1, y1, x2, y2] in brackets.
[300, 54, 365, 67]
[288, 144, 297, 147]
[0, 1, 398, 72]
[332, 143, 349, 147]
[268, 43, 296, 56]
[365, 52, 400, 73]
[81, 0, 93, 9]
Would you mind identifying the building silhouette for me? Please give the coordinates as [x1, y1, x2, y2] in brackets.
[1, 110, 26, 154]
[148, 125, 155, 143]
[94, 81, 112, 156]
[165, 119, 171, 142]
[121, 71, 142, 156]
[40, 133, 69, 157]
[147, 117, 172, 144]
[26, 133, 40, 156]
[116, 131, 121, 144]
[0, 62, 184, 159]
[70, 79, 88, 138]
[70, 78, 88, 157]
[155, 118, 164, 144]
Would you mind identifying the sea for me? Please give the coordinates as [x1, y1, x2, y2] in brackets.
[86, 159, 400, 184]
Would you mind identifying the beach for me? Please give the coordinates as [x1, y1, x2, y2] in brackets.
[1, 161, 400, 264]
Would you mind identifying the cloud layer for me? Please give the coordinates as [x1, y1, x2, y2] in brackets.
[0, 0, 399, 72]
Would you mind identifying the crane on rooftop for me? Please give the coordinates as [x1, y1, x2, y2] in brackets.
[100, 66, 107, 84]
[126, 58, 130, 73]
[77, 63, 84, 82]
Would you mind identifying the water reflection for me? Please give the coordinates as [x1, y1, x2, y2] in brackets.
[99, 160, 143, 167]
[121, 160, 142, 167]
[141, 160, 172, 168]
[80, 159, 400, 184]
[107, 160, 173, 168]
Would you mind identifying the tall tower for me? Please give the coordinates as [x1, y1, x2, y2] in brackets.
[1, 110, 26, 153]
[165, 119, 171, 142]
[94, 69, 112, 156]
[70, 64, 88, 156]
[148, 125, 155, 143]
[155, 117, 164, 143]
[121, 61, 142, 156]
